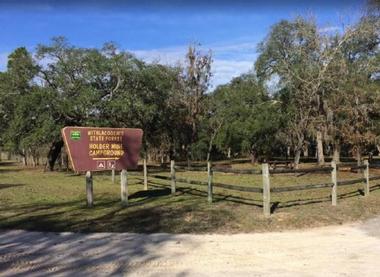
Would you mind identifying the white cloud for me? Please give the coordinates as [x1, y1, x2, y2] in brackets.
[131, 39, 258, 88]
[133, 46, 186, 65]
[0, 40, 258, 88]
[319, 26, 341, 33]
[211, 59, 253, 88]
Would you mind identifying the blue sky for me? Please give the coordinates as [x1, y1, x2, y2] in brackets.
[0, 0, 365, 87]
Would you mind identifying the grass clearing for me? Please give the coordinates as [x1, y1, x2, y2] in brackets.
[1, 161, 380, 233]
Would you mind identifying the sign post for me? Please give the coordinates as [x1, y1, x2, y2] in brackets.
[121, 169, 128, 204]
[170, 160, 176, 195]
[62, 127, 143, 206]
[331, 161, 337, 206]
[86, 171, 93, 207]
[262, 163, 270, 217]
[143, 158, 148, 191]
[111, 169, 115, 184]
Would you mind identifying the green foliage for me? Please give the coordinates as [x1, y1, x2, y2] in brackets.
[255, 14, 380, 163]
[206, 74, 282, 159]
[4, 87, 58, 151]
[0, 11, 379, 166]
[0, 47, 42, 155]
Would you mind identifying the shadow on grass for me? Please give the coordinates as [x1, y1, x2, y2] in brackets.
[129, 188, 171, 199]
[0, 183, 25, 190]
[270, 184, 380, 213]
[0, 185, 235, 234]
[0, 168, 24, 173]
[146, 179, 263, 208]
[0, 198, 153, 233]
[0, 161, 18, 166]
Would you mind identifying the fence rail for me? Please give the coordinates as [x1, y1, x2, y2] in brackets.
[136, 158, 379, 217]
[269, 166, 333, 174]
[210, 182, 263, 193]
[211, 167, 262, 175]
[150, 174, 263, 193]
[211, 164, 362, 175]
[337, 163, 367, 170]
[175, 165, 208, 171]
[271, 182, 332, 193]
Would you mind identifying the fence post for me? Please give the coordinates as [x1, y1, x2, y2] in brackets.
[262, 163, 271, 217]
[111, 169, 115, 184]
[86, 171, 93, 207]
[364, 159, 370, 196]
[207, 162, 213, 203]
[121, 169, 128, 204]
[143, 158, 148, 191]
[171, 160, 176, 195]
[331, 161, 337, 206]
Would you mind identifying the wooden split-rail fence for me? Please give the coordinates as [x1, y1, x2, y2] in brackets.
[86, 159, 380, 217]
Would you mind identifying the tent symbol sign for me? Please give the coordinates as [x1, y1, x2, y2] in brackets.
[96, 161, 106, 169]
[107, 161, 116, 169]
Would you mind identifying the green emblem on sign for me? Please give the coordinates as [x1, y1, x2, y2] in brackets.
[70, 130, 81, 140]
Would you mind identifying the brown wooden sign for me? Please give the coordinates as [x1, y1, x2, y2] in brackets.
[62, 127, 143, 172]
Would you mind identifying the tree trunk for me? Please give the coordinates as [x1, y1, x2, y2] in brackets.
[47, 140, 63, 171]
[61, 151, 65, 169]
[227, 147, 231, 159]
[31, 155, 37, 167]
[294, 149, 301, 169]
[316, 131, 325, 165]
[206, 152, 211, 162]
[206, 138, 213, 162]
[22, 149, 27, 166]
[333, 142, 340, 164]
[326, 144, 331, 156]
[250, 149, 257, 164]
[369, 151, 373, 163]
[7, 151, 11, 160]
[187, 145, 191, 167]
[65, 151, 69, 171]
[30, 148, 39, 167]
[286, 146, 291, 158]
[356, 147, 362, 166]
[303, 146, 309, 157]
[377, 145, 380, 155]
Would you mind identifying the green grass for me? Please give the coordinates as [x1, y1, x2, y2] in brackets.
[1, 161, 380, 233]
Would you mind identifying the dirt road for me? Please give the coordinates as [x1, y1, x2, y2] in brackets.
[1, 216, 380, 276]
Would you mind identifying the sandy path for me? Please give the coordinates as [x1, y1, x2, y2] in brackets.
[1, 217, 380, 276]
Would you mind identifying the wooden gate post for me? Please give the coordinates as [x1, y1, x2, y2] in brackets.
[111, 169, 115, 184]
[364, 159, 370, 196]
[86, 171, 93, 207]
[331, 161, 337, 206]
[121, 169, 128, 204]
[143, 158, 148, 191]
[262, 163, 271, 217]
[171, 160, 176, 195]
[207, 162, 213, 203]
